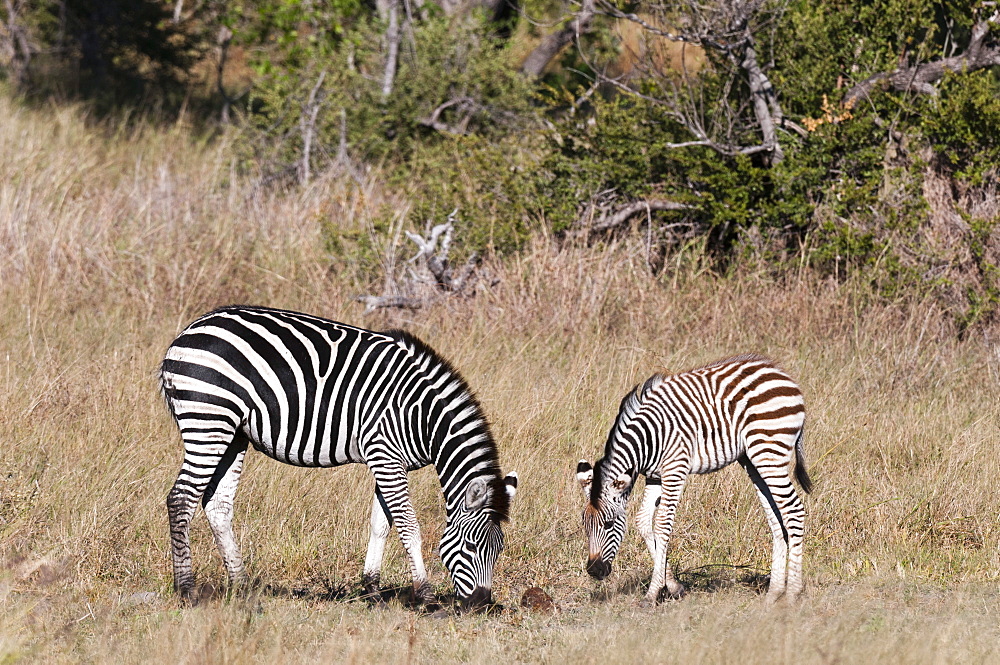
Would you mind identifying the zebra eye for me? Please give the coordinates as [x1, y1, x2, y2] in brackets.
[464, 540, 478, 554]
[603, 520, 614, 530]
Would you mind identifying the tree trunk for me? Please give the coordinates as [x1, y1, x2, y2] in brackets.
[521, 0, 595, 78]
[1, 0, 32, 86]
[381, 0, 401, 99]
[739, 38, 784, 166]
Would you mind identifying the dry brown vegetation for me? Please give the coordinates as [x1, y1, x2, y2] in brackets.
[2, 94, 1000, 664]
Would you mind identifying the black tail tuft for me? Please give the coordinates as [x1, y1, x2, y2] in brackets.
[794, 428, 812, 494]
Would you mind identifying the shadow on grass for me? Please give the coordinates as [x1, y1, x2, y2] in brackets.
[589, 564, 770, 602]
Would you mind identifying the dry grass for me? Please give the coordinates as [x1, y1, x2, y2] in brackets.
[2, 94, 1000, 664]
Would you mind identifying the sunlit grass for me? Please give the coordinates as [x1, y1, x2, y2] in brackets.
[1, 95, 999, 663]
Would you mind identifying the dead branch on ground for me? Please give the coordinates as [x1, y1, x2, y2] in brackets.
[355, 210, 498, 314]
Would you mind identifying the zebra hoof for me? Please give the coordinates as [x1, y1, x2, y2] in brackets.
[764, 591, 786, 606]
[420, 599, 444, 614]
[361, 575, 386, 606]
[638, 597, 655, 609]
[177, 584, 197, 606]
[662, 582, 687, 601]
[412, 584, 441, 612]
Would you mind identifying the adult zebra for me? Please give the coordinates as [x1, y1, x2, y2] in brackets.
[160, 305, 518, 610]
[577, 354, 810, 605]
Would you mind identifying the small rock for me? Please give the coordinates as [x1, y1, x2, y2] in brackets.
[520, 586, 555, 613]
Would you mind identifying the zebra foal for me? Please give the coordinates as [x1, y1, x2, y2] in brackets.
[577, 354, 811, 605]
[160, 306, 517, 610]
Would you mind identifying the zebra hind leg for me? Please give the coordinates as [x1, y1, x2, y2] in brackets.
[202, 435, 250, 597]
[167, 447, 228, 602]
[745, 446, 806, 603]
[362, 488, 393, 604]
[740, 455, 788, 604]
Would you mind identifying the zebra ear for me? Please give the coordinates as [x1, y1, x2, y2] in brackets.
[610, 472, 632, 494]
[504, 472, 518, 500]
[465, 477, 491, 511]
[576, 460, 593, 499]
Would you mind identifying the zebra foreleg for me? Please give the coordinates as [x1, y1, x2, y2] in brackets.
[202, 437, 250, 595]
[635, 479, 661, 560]
[362, 488, 393, 602]
[369, 462, 439, 609]
[643, 470, 687, 606]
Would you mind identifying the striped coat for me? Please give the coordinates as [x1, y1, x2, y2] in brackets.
[577, 354, 810, 604]
[161, 306, 517, 609]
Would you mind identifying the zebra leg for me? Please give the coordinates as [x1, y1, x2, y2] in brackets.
[644, 471, 687, 605]
[368, 461, 438, 608]
[635, 479, 661, 561]
[167, 436, 235, 602]
[740, 455, 788, 604]
[746, 446, 807, 602]
[362, 488, 393, 601]
[202, 435, 250, 594]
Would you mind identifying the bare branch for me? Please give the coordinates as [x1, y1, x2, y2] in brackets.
[738, 36, 783, 164]
[591, 200, 693, 233]
[356, 211, 495, 314]
[299, 70, 327, 185]
[418, 97, 476, 135]
[843, 11, 1000, 107]
[521, 0, 596, 77]
[354, 295, 425, 314]
[216, 26, 234, 124]
[382, 0, 402, 99]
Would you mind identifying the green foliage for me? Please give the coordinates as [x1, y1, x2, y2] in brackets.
[24, 0, 199, 108]
[392, 134, 544, 256]
[241, 12, 540, 255]
[222, 0, 365, 73]
[920, 70, 1000, 185]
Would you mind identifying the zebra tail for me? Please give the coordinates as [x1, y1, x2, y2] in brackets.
[158, 360, 180, 425]
[794, 427, 813, 494]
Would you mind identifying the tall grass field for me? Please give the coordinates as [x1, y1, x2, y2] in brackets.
[2, 96, 1000, 664]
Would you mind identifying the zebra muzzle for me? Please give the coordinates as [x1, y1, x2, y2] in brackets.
[587, 556, 611, 580]
[461, 587, 492, 611]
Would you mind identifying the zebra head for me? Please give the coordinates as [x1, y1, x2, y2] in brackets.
[577, 459, 632, 580]
[440, 472, 518, 610]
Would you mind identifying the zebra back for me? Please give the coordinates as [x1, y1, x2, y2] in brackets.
[594, 354, 808, 492]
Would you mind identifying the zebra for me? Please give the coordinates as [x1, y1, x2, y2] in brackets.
[576, 354, 811, 605]
[159, 305, 518, 610]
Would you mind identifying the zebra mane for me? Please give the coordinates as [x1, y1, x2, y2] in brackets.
[590, 378, 655, 507]
[384, 329, 511, 523]
[665, 353, 774, 376]
[700, 353, 773, 369]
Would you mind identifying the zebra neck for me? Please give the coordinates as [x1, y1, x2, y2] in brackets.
[604, 426, 655, 480]
[433, 421, 501, 513]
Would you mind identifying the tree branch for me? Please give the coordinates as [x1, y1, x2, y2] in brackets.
[521, 0, 596, 77]
[382, 0, 402, 99]
[737, 35, 783, 164]
[299, 70, 327, 185]
[418, 97, 476, 135]
[843, 11, 1000, 107]
[590, 199, 692, 233]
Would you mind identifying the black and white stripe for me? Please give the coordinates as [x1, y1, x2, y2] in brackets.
[160, 305, 517, 609]
[577, 354, 810, 604]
